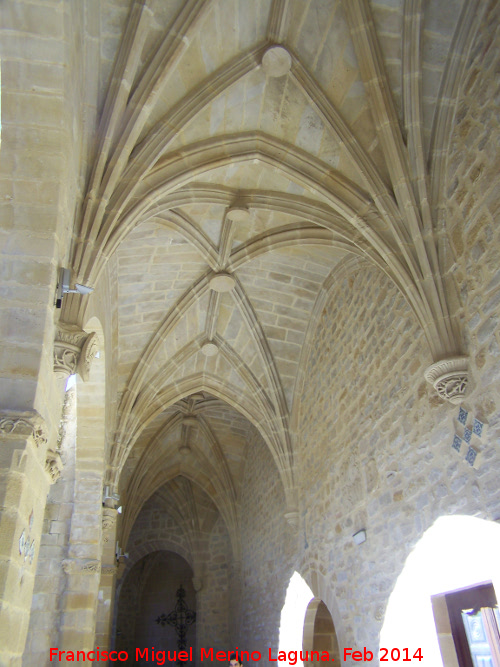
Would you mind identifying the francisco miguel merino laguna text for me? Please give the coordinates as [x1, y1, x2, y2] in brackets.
[49, 647, 337, 663]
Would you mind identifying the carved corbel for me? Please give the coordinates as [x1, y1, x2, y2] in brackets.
[45, 449, 63, 484]
[53, 323, 99, 381]
[192, 575, 203, 592]
[102, 507, 118, 543]
[284, 510, 299, 530]
[424, 357, 469, 404]
[0, 410, 48, 448]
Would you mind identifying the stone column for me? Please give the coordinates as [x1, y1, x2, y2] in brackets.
[56, 502, 104, 658]
[23, 390, 74, 667]
[228, 559, 242, 644]
[94, 505, 120, 662]
[0, 412, 51, 666]
[55, 330, 105, 660]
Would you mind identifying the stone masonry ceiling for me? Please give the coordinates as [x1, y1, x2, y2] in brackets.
[4, 0, 500, 661]
[58, 0, 476, 542]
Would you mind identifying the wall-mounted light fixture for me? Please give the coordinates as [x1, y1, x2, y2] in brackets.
[55, 268, 94, 308]
[115, 542, 129, 562]
[102, 486, 120, 506]
[353, 529, 366, 545]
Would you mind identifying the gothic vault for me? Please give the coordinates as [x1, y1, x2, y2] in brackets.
[1, 0, 500, 665]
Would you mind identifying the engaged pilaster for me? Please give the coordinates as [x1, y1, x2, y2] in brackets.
[95, 500, 120, 655]
[0, 410, 51, 664]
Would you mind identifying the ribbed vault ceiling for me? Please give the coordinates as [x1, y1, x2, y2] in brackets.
[64, 0, 478, 554]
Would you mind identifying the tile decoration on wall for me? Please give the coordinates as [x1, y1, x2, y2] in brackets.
[452, 407, 487, 468]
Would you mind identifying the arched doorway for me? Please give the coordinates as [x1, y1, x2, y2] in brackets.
[303, 599, 342, 665]
[278, 571, 343, 666]
[278, 571, 314, 661]
[116, 551, 196, 665]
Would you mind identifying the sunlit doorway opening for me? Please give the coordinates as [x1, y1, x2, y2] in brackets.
[381, 516, 500, 665]
[278, 571, 342, 667]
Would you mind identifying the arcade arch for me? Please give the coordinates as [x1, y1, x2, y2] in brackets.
[381, 516, 500, 665]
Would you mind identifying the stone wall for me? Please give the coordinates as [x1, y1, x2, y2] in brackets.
[196, 516, 231, 654]
[298, 263, 449, 651]
[23, 387, 77, 667]
[444, 0, 500, 411]
[238, 429, 296, 659]
[124, 498, 192, 567]
[238, 259, 500, 665]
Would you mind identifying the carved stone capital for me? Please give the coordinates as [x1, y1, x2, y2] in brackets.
[45, 449, 63, 484]
[54, 323, 99, 381]
[62, 559, 101, 575]
[79, 332, 99, 382]
[101, 565, 118, 576]
[102, 508, 118, 542]
[424, 357, 469, 404]
[0, 410, 48, 448]
[54, 323, 86, 378]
